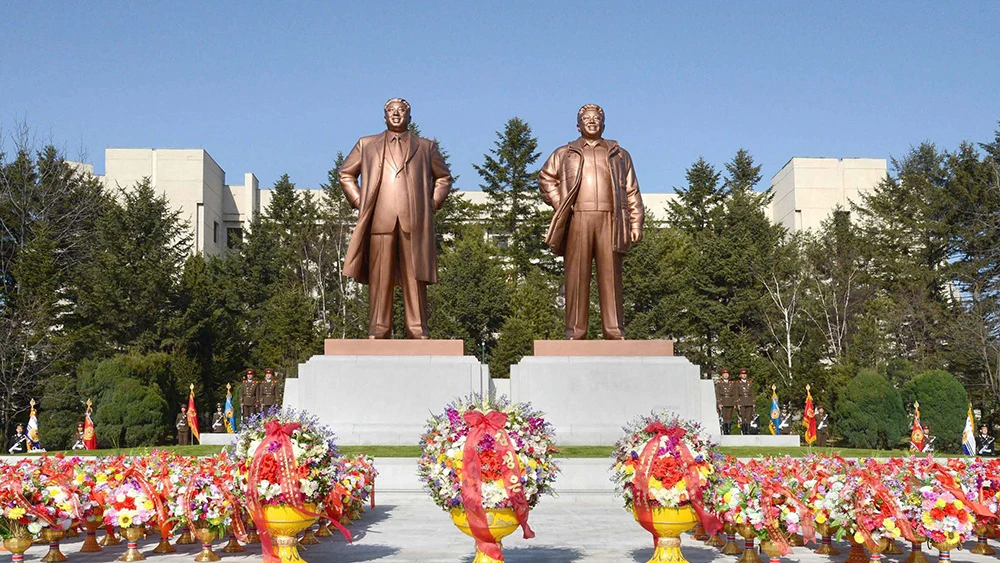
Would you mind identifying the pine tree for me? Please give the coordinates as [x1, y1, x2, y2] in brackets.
[474, 118, 551, 278]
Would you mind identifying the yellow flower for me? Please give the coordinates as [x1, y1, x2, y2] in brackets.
[952, 500, 964, 510]
[141, 500, 154, 511]
[74, 474, 85, 485]
[118, 513, 133, 528]
[96, 473, 108, 484]
[854, 531, 865, 544]
[883, 518, 896, 530]
[7, 507, 26, 520]
[649, 478, 663, 490]
[815, 512, 827, 524]
[723, 491, 734, 505]
[673, 479, 686, 492]
[935, 498, 946, 509]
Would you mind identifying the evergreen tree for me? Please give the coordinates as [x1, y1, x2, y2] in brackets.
[474, 117, 551, 278]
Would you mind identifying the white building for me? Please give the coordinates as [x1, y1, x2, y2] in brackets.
[92, 149, 886, 255]
[769, 157, 887, 233]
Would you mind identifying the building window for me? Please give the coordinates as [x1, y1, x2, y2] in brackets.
[213, 221, 219, 244]
[227, 228, 243, 249]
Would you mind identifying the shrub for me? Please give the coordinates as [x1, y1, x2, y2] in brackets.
[902, 370, 968, 453]
[834, 369, 908, 449]
[78, 353, 171, 447]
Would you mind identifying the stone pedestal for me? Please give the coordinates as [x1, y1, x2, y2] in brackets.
[198, 433, 237, 446]
[284, 340, 486, 445]
[508, 340, 719, 445]
[719, 435, 800, 447]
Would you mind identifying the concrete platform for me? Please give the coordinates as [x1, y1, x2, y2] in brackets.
[198, 433, 237, 446]
[719, 435, 800, 447]
[29, 491, 1000, 562]
[533, 339, 673, 356]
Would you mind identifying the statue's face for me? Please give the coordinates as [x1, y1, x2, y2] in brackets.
[577, 109, 605, 141]
[384, 101, 411, 133]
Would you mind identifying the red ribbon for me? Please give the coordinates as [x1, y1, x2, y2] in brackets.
[632, 422, 722, 547]
[460, 410, 535, 562]
[322, 485, 352, 542]
[121, 465, 170, 538]
[247, 420, 327, 563]
[933, 465, 995, 519]
[761, 483, 815, 556]
[1, 480, 56, 527]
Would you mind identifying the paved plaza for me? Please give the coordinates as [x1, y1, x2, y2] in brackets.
[15, 492, 1000, 563]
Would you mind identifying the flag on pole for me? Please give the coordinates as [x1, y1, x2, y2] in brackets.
[187, 384, 200, 444]
[224, 383, 236, 433]
[803, 385, 817, 445]
[83, 399, 97, 450]
[768, 385, 780, 435]
[26, 399, 44, 452]
[962, 404, 977, 456]
[910, 402, 925, 452]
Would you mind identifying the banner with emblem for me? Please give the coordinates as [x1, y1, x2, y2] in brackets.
[26, 399, 44, 452]
[83, 399, 97, 450]
[224, 384, 237, 433]
[768, 385, 780, 436]
[962, 404, 976, 456]
[910, 402, 925, 452]
[803, 385, 817, 445]
[187, 384, 201, 444]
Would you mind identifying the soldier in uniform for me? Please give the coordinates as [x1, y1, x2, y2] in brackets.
[211, 404, 225, 433]
[259, 369, 280, 415]
[72, 422, 86, 450]
[736, 368, 755, 435]
[7, 423, 27, 454]
[816, 406, 830, 447]
[176, 405, 190, 446]
[715, 369, 735, 435]
[978, 425, 995, 456]
[241, 369, 259, 421]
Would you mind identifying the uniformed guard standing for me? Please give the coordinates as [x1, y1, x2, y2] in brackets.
[816, 406, 830, 447]
[241, 369, 259, 421]
[978, 425, 995, 456]
[715, 369, 735, 435]
[736, 368, 756, 435]
[176, 405, 190, 446]
[72, 422, 86, 450]
[259, 369, 280, 415]
[211, 404, 225, 433]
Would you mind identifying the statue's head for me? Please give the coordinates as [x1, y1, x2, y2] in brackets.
[384, 98, 412, 133]
[577, 104, 605, 141]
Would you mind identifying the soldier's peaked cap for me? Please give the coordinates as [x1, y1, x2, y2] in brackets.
[738, 368, 748, 374]
[246, 369, 255, 375]
[265, 368, 275, 374]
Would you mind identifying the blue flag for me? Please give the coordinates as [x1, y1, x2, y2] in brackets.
[962, 404, 976, 456]
[769, 388, 780, 435]
[224, 390, 237, 433]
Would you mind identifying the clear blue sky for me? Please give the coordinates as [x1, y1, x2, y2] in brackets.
[2, 2, 998, 193]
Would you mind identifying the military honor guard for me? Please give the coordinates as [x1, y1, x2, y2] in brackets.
[259, 369, 280, 414]
[778, 407, 791, 435]
[8, 423, 27, 454]
[716, 369, 736, 435]
[816, 406, 830, 447]
[978, 426, 995, 456]
[241, 369, 259, 420]
[176, 405, 191, 446]
[72, 422, 86, 450]
[212, 404, 225, 433]
[736, 369, 756, 435]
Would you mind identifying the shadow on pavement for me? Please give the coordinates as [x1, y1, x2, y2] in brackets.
[463, 546, 584, 563]
[630, 544, 721, 563]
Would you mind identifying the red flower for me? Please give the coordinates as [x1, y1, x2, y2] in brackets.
[651, 456, 685, 488]
[479, 450, 504, 481]
[930, 508, 946, 520]
[258, 454, 280, 482]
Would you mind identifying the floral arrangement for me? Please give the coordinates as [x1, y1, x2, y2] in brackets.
[0, 462, 38, 539]
[845, 461, 913, 547]
[101, 474, 159, 529]
[803, 458, 855, 538]
[70, 459, 111, 526]
[337, 455, 378, 519]
[417, 395, 559, 511]
[228, 409, 340, 508]
[610, 413, 715, 510]
[177, 454, 241, 538]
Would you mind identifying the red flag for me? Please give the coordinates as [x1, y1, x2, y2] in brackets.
[187, 385, 200, 444]
[803, 387, 817, 445]
[910, 403, 925, 452]
[83, 400, 97, 450]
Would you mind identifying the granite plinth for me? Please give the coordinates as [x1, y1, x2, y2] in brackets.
[285, 353, 488, 445]
[323, 338, 464, 355]
[509, 350, 719, 445]
[719, 435, 800, 447]
[533, 339, 673, 356]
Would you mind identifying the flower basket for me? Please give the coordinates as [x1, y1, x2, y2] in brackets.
[418, 396, 558, 563]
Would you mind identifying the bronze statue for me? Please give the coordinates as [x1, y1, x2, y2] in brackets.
[340, 98, 453, 338]
[539, 104, 644, 339]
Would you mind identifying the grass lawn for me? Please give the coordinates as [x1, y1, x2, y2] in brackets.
[10, 444, 960, 459]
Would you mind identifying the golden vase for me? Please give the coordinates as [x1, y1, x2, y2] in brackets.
[692, 523, 709, 541]
[930, 538, 960, 562]
[705, 532, 726, 548]
[245, 525, 261, 544]
[884, 538, 904, 555]
[629, 505, 699, 563]
[760, 539, 783, 563]
[99, 527, 122, 547]
[298, 526, 320, 546]
[450, 507, 521, 563]
[119, 526, 145, 562]
[814, 521, 840, 556]
[315, 520, 333, 537]
[64, 525, 79, 539]
[262, 503, 319, 563]
[150, 528, 176, 555]
[3, 537, 32, 563]
[175, 527, 195, 545]
[971, 521, 996, 555]
[192, 526, 219, 562]
[903, 533, 930, 563]
[737, 524, 763, 563]
[220, 529, 244, 554]
[721, 522, 742, 555]
[79, 515, 103, 553]
[40, 528, 67, 563]
[845, 536, 868, 563]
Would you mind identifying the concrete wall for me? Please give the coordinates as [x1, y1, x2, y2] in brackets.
[770, 157, 887, 233]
